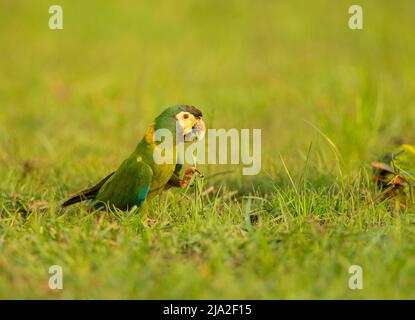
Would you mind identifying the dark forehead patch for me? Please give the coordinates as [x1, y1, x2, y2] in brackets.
[180, 105, 203, 118]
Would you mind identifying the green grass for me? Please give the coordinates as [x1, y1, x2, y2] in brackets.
[1, 0, 415, 299]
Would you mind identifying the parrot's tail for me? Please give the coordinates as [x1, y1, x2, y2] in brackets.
[62, 172, 115, 207]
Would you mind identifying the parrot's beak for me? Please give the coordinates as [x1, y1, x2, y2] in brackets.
[184, 118, 206, 142]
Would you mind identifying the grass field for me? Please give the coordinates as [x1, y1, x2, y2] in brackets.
[1, 0, 415, 299]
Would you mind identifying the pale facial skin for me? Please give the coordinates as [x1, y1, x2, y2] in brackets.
[175, 111, 206, 142]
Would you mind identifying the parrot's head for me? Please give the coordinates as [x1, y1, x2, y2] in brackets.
[155, 105, 206, 143]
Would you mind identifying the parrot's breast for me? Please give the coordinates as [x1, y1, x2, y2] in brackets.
[148, 163, 176, 195]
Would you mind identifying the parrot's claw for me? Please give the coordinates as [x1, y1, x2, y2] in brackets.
[185, 167, 204, 178]
[180, 167, 204, 188]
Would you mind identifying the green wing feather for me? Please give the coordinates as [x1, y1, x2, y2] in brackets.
[93, 157, 153, 210]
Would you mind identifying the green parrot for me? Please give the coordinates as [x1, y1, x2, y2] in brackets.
[62, 105, 206, 210]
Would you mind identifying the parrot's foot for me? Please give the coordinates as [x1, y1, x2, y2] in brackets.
[180, 167, 203, 188]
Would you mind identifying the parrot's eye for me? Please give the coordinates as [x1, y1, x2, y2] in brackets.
[183, 113, 189, 119]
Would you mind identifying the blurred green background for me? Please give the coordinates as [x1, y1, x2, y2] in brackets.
[1, 0, 415, 299]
